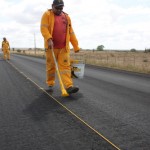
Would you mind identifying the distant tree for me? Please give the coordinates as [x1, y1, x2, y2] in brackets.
[17, 49, 21, 53]
[145, 48, 150, 53]
[130, 48, 136, 52]
[97, 45, 104, 51]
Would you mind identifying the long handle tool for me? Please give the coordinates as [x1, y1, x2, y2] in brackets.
[51, 47, 69, 97]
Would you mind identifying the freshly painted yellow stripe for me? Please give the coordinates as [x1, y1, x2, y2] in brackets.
[8, 61, 121, 150]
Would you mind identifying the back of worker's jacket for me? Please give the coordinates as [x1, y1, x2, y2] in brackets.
[2, 41, 10, 50]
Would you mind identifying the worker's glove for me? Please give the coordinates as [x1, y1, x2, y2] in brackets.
[71, 66, 78, 78]
[48, 38, 53, 49]
[75, 50, 80, 53]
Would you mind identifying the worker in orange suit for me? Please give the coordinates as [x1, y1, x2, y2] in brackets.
[40, 0, 80, 94]
[2, 37, 10, 60]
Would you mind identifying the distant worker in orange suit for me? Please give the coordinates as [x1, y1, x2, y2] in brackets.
[2, 37, 10, 60]
[40, 0, 80, 94]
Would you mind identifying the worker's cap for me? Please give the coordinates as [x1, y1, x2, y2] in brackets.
[53, 0, 64, 7]
[3, 37, 6, 40]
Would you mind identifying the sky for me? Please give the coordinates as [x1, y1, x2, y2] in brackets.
[0, 0, 150, 50]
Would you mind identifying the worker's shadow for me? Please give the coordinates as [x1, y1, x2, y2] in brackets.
[23, 92, 61, 122]
[23, 90, 84, 122]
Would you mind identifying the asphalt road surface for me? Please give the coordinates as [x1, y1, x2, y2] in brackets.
[0, 54, 150, 150]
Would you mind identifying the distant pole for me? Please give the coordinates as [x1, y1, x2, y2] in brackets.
[34, 32, 36, 55]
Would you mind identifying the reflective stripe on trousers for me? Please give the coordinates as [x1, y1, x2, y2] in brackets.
[46, 47, 73, 88]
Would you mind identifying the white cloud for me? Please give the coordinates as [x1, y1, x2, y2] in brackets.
[0, 0, 150, 50]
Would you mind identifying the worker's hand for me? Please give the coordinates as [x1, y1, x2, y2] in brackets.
[75, 49, 80, 53]
[47, 38, 53, 49]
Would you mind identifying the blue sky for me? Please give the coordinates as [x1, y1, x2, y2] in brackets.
[0, 0, 150, 50]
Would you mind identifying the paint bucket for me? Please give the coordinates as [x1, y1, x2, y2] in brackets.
[71, 60, 85, 79]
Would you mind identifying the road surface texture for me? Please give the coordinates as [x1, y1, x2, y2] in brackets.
[0, 54, 150, 150]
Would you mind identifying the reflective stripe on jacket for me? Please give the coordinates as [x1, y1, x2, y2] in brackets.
[40, 9, 79, 52]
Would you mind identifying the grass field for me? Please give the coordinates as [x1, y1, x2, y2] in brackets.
[12, 49, 150, 74]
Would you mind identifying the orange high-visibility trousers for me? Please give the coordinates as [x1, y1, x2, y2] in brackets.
[3, 49, 10, 60]
[46, 47, 73, 88]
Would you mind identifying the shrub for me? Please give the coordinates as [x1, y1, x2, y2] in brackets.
[130, 48, 136, 52]
[17, 49, 21, 53]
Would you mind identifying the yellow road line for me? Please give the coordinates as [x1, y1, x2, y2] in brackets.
[8, 61, 121, 150]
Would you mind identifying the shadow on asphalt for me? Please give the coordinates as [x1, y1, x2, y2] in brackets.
[22, 92, 116, 150]
[23, 90, 83, 122]
[23, 92, 61, 122]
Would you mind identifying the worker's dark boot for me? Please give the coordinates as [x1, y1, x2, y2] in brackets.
[66, 86, 79, 94]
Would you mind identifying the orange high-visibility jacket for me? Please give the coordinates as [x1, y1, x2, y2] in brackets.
[2, 41, 10, 50]
[40, 9, 80, 52]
